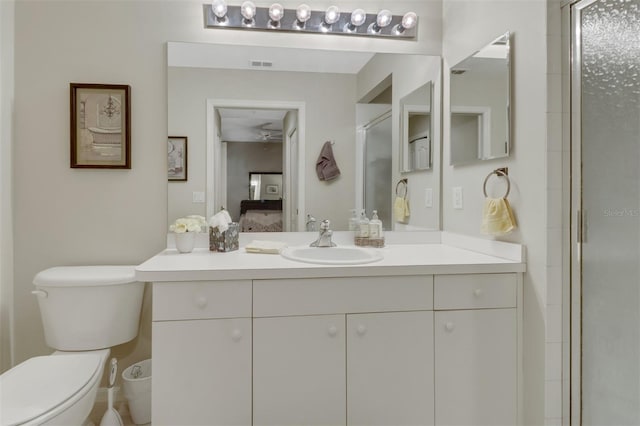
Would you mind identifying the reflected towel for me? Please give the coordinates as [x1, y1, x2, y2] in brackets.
[481, 198, 517, 236]
[316, 141, 341, 181]
[393, 197, 410, 223]
[245, 240, 288, 254]
[209, 210, 233, 233]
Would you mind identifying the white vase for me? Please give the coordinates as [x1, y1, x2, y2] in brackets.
[174, 232, 196, 253]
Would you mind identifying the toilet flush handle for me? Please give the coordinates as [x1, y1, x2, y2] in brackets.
[31, 290, 48, 298]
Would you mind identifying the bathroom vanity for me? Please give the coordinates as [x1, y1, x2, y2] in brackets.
[136, 232, 525, 426]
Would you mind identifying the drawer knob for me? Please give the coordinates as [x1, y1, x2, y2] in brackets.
[473, 288, 484, 298]
[195, 296, 208, 309]
[328, 325, 338, 337]
[356, 324, 367, 336]
[231, 329, 242, 341]
[444, 322, 455, 332]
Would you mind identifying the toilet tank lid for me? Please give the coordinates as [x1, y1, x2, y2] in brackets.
[34, 265, 138, 287]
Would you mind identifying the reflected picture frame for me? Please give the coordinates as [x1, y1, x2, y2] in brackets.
[70, 83, 131, 169]
[265, 184, 279, 195]
[168, 136, 188, 181]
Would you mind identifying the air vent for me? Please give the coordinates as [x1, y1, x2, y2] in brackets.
[249, 60, 274, 68]
[451, 69, 467, 75]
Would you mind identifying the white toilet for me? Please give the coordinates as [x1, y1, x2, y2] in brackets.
[0, 266, 144, 426]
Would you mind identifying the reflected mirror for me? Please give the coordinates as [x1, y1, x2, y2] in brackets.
[450, 32, 511, 165]
[168, 42, 441, 232]
[400, 82, 433, 172]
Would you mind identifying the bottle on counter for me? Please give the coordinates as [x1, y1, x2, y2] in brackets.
[348, 209, 359, 232]
[369, 210, 383, 238]
[358, 210, 370, 238]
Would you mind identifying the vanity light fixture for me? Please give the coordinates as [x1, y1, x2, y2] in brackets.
[203, 3, 418, 39]
[320, 6, 340, 32]
[240, 0, 256, 26]
[368, 9, 392, 34]
[392, 11, 418, 35]
[268, 3, 284, 28]
[294, 4, 311, 29]
[344, 8, 366, 33]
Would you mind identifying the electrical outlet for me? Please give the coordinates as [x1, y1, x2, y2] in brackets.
[424, 188, 433, 208]
[192, 191, 205, 203]
[452, 187, 463, 209]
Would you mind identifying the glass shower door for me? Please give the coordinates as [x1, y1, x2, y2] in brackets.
[572, 0, 640, 423]
[363, 112, 392, 227]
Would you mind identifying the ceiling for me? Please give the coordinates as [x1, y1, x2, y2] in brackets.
[219, 108, 289, 143]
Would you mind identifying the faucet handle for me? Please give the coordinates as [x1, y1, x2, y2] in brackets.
[320, 219, 331, 230]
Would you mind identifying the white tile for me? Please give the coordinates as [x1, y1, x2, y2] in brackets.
[546, 417, 562, 426]
[547, 151, 563, 190]
[547, 265, 562, 306]
[547, 189, 563, 228]
[545, 380, 563, 418]
[547, 35, 562, 75]
[547, 0, 562, 36]
[547, 113, 563, 152]
[546, 304, 563, 342]
[562, 112, 570, 152]
[546, 342, 562, 380]
[547, 227, 563, 267]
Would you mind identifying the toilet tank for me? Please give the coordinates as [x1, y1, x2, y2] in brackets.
[33, 266, 144, 351]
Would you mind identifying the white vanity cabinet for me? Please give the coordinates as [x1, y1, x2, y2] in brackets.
[151, 280, 252, 426]
[434, 274, 519, 426]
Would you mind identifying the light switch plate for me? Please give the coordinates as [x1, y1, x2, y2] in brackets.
[424, 188, 433, 208]
[452, 187, 463, 209]
[192, 191, 205, 203]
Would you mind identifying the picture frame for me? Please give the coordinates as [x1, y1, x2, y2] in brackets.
[265, 184, 279, 195]
[70, 83, 131, 169]
[168, 136, 188, 181]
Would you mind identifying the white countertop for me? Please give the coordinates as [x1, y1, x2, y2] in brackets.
[136, 232, 526, 282]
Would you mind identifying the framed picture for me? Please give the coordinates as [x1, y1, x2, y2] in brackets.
[70, 83, 131, 169]
[265, 184, 279, 195]
[168, 136, 188, 181]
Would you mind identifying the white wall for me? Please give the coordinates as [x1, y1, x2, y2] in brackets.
[12, 0, 440, 373]
[442, 1, 548, 424]
[0, 0, 15, 374]
[168, 66, 357, 230]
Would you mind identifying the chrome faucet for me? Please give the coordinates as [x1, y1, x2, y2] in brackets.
[310, 219, 336, 247]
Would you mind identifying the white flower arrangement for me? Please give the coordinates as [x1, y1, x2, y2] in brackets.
[169, 215, 207, 233]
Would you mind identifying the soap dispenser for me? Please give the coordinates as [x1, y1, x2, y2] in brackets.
[369, 210, 383, 238]
[358, 210, 370, 238]
[348, 209, 359, 232]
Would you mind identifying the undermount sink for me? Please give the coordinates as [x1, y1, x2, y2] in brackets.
[280, 246, 384, 265]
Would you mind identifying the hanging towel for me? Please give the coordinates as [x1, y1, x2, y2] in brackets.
[481, 198, 517, 236]
[316, 141, 341, 181]
[394, 197, 410, 223]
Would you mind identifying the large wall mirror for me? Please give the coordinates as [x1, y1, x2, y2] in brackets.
[450, 32, 511, 165]
[400, 82, 433, 172]
[168, 42, 441, 232]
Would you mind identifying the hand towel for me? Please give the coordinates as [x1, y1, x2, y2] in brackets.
[209, 210, 233, 233]
[481, 197, 517, 236]
[316, 141, 341, 181]
[393, 196, 410, 223]
[245, 240, 288, 254]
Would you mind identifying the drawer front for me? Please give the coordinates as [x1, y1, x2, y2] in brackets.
[254, 275, 433, 317]
[153, 280, 252, 321]
[434, 274, 517, 310]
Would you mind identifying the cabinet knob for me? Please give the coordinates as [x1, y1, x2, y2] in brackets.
[356, 324, 367, 336]
[231, 329, 242, 341]
[444, 322, 455, 332]
[327, 325, 338, 337]
[195, 296, 208, 309]
[473, 288, 484, 298]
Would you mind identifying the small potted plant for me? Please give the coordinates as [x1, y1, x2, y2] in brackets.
[169, 215, 207, 253]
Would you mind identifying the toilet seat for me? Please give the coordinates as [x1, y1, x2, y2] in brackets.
[0, 353, 103, 425]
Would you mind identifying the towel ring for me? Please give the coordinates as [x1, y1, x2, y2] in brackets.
[396, 178, 408, 198]
[483, 168, 511, 198]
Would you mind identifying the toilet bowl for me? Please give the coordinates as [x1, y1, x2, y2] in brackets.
[0, 266, 144, 426]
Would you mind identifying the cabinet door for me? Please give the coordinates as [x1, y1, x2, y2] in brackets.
[253, 315, 346, 426]
[435, 309, 517, 426]
[347, 311, 434, 426]
[152, 318, 251, 426]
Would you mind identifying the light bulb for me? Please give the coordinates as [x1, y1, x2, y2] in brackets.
[296, 4, 311, 22]
[350, 9, 366, 26]
[240, 1, 256, 20]
[211, 0, 227, 19]
[269, 3, 284, 22]
[324, 6, 340, 25]
[368, 9, 392, 34]
[401, 11, 417, 29]
[376, 10, 392, 28]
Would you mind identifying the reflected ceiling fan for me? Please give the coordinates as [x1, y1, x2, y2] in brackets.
[254, 122, 283, 142]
